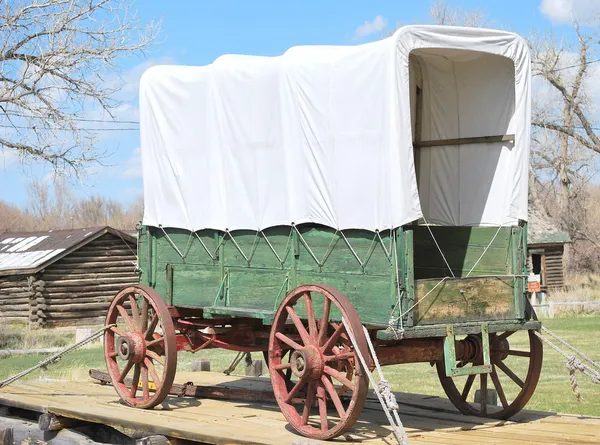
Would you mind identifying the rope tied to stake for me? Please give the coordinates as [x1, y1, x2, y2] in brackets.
[0, 324, 115, 390]
[534, 327, 600, 402]
[342, 318, 410, 445]
[377, 379, 399, 412]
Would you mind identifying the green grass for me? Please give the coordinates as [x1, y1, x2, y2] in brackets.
[1, 318, 599, 417]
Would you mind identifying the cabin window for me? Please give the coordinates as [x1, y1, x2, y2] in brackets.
[531, 253, 542, 275]
[409, 49, 516, 227]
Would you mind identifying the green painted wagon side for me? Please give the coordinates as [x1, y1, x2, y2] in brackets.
[138, 222, 528, 331]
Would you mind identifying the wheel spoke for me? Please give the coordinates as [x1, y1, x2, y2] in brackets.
[141, 298, 149, 332]
[118, 360, 134, 383]
[323, 351, 354, 362]
[317, 384, 328, 431]
[322, 323, 345, 353]
[496, 331, 515, 342]
[109, 351, 118, 358]
[142, 365, 150, 401]
[128, 295, 141, 331]
[286, 306, 311, 346]
[110, 326, 127, 337]
[461, 374, 476, 401]
[146, 350, 166, 366]
[146, 337, 165, 349]
[130, 363, 141, 398]
[490, 366, 509, 409]
[324, 365, 354, 391]
[304, 292, 318, 338]
[273, 362, 292, 371]
[117, 305, 136, 333]
[506, 350, 530, 358]
[480, 373, 488, 415]
[275, 332, 303, 351]
[495, 359, 525, 388]
[302, 381, 316, 425]
[145, 357, 162, 385]
[321, 375, 346, 418]
[284, 376, 307, 403]
[145, 313, 159, 340]
[318, 298, 331, 346]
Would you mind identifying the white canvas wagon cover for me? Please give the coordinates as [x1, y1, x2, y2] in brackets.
[140, 25, 531, 231]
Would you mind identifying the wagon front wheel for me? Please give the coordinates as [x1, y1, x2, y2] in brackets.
[104, 285, 177, 409]
[268, 284, 369, 440]
[437, 329, 543, 419]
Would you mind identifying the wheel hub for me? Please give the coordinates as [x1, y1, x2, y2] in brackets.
[492, 336, 510, 361]
[459, 334, 483, 362]
[117, 334, 146, 363]
[290, 345, 324, 380]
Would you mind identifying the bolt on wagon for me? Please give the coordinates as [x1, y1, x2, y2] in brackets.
[104, 25, 541, 440]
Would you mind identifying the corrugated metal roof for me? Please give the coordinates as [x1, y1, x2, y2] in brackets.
[0, 226, 135, 275]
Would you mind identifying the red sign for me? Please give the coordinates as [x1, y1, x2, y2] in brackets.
[528, 281, 541, 293]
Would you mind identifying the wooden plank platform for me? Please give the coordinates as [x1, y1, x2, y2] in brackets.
[0, 371, 598, 444]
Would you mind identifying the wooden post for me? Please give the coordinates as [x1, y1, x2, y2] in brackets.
[191, 359, 211, 372]
[39, 413, 82, 431]
[475, 389, 498, 407]
[245, 359, 264, 377]
[0, 428, 13, 445]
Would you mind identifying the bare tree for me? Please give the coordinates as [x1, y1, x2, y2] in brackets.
[429, 1, 488, 27]
[26, 175, 75, 228]
[530, 25, 600, 253]
[0, 200, 35, 232]
[0, 0, 160, 173]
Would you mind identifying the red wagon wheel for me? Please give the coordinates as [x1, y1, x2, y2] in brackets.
[437, 329, 543, 419]
[268, 284, 370, 440]
[104, 285, 177, 409]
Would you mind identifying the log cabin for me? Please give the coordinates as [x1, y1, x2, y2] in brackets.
[527, 208, 571, 292]
[0, 226, 137, 327]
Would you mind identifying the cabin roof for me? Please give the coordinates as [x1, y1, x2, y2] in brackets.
[0, 226, 135, 276]
[528, 207, 571, 246]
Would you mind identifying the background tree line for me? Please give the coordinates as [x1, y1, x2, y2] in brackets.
[0, 177, 142, 232]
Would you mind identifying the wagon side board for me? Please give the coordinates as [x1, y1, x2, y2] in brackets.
[137, 223, 529, 329]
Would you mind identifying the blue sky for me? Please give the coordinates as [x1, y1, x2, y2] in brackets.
[0, 0, 594, 208]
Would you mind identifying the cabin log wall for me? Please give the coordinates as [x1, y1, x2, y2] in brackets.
[0, 275, 33, 325]
[527, 243, 566, 291]
[39, 233, 138, 327]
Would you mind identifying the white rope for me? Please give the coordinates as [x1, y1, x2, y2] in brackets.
[193, 231, 218, 261]
[342, 318, 410, 445]
[390, 234, 404, 333]
[534, 327, 600, 400]
[340, 230, 364, 268]
[466, 224, 504, 277]
[421, 217, 455, 278]
[261, 230, 293, 265]
[293, 225, 339, 267]
[159, 225, 185, 259]
[399, 276, 450, 320]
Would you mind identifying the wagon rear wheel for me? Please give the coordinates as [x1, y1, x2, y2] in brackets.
[104, 285, 177, 409]
[437, 329, 543, 419]
[268, 284, 369, 440]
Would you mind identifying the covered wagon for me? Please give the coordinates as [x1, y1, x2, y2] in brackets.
[104, 25, 541, 440]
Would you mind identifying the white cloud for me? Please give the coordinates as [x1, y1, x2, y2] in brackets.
[354, 15, 387, 39]
[539, 0, 599, 24]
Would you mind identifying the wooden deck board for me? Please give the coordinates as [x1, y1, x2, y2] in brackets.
[0, 371, 598, 444]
